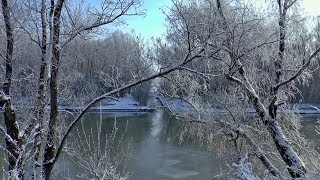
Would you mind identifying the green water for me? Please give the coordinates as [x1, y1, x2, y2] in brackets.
[55, 110, 222, 179]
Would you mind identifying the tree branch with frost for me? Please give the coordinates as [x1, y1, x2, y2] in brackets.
[184, 117, 283, 178]
[171, 0, 192, 54]
[61, 0, 143, 47]
[237, 38, 279, 59]
[213, 116, 283, 179]
[274, 47, 320, 91]
[234, 128, 284, 179]
[224, 74, 266, 115]
[179, 66, 222, 78]
[225, 72, 306, 177]
[0, 127, 19, 152]
[230, 153, 261, 180]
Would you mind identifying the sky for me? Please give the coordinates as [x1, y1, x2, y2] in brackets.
[118, 0, 320, 41]
[301, 0, 320, 17]
[117, 0, 173, 41]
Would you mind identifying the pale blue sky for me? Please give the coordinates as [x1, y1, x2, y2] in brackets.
[115, 0, 320, 41]
[117, 0, 173, 41]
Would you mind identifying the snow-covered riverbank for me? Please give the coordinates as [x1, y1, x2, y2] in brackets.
[58, 96, 153, 113]
[39, 95, 320, 116]
[152, 94, 320, 115]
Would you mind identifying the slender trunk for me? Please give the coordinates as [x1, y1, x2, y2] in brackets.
[1, 0, 23, 178]
[32, 0, 48, 178]
[1, 0, 12, 95]
[47, 0, 55, 79]
[43, 0, 65, 179]
[275, 4, 286, 85]
[269, 0, 288, 119]
[4, 100, 23, 177]
[37, 0, 48, 125]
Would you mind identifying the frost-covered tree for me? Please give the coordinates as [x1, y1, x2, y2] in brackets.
[0, 0, 148, 179]
[60, 31, 152, 105]
[0, 0, 209, 179]
[2, 0, 320, 179]
[155, 0, 320, 178]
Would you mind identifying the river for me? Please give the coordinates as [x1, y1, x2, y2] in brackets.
[55, 110, 224, 179]
[1, 110, 318, 179]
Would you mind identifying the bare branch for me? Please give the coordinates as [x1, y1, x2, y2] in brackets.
[50, 47, 205, 167]
[275, 47, 320, 90]
[180, 66, 222, 78]
[61, 0, 143, 47]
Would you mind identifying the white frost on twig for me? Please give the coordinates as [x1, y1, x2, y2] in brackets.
[230, 154, 261, 180]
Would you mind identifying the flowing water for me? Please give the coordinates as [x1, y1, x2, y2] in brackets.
[56, 110, 223, 179]
[53, 111, 320, 179]
[1, 111, 319, 179]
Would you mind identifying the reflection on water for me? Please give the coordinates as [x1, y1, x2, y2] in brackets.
[56, 110, 220, 179]
[129, 110, 220, 180]
[300, 116, 320, 151]
[150, 110, 163, 138]
[40, 112, 320, 179]
[0, 109, 320, 179]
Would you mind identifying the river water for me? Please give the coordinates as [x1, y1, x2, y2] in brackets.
[55, 110, 223, 179]
[52, 110, 320, 179]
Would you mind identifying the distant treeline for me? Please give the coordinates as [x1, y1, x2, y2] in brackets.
[4, 31, 152, 106]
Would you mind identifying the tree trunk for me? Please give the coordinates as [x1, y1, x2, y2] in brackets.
[42, 0, 65, 179]
[1, 0, 13, 95]
[265, 117, 306, 178]
[1, 0, 23, 178]
[4, 100, 23, 178]
[33, 0, 48, 178]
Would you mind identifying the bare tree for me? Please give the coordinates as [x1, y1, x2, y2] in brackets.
[0, 0, 160, 179]
[0, 0, 210, 179]
[217, 0, 309, 177]
[1, 0, 23, 178]
[156, 0, 320, 178]
[42, 1, 146, 177]
[2, 0, 320, 179]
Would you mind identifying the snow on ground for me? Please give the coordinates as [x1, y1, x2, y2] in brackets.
[56, 96, 153, 115]
[49, 93, 320, 116]
[152, 93, 320, 116]
[161, 98, 195, 112]
[92, 96, 151, 111]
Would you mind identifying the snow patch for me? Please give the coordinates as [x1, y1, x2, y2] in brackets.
[92, 96, 152, 111]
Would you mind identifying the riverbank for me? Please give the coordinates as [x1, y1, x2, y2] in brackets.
[58, 96, 154, 113]
[10, 96, 320, 115]
[152, 95, 320, 115]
